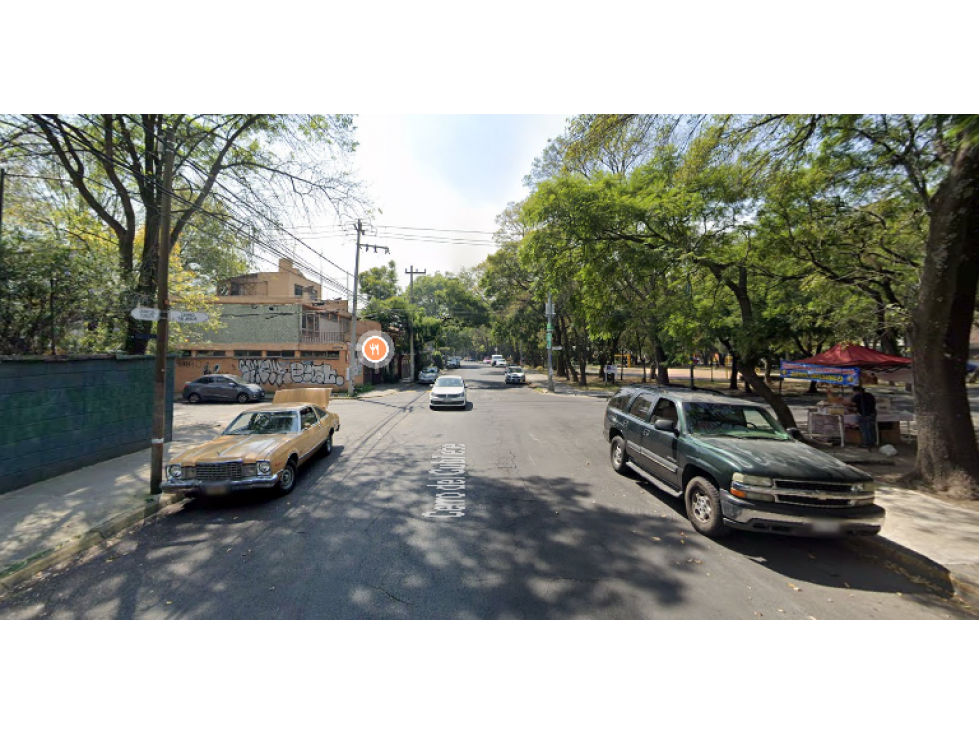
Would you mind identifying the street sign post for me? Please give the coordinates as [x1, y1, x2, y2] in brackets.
[169, 310, 209, 324]
[130, 307, 161, 321]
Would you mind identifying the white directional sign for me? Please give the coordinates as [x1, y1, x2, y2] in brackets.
[169, 310, 210, 324]
[551, 346, 563, 350]
[130, 307, 161, 321]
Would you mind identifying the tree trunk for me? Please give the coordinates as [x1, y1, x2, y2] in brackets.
[729, 353, 739, 390]
[654, 342, 670, 385]
[637, 335, 647, 383]
[739, 357, 798, 429]
[908, 140, 979, 498]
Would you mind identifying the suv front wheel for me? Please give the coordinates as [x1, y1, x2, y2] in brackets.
[685, 475, 729, 538]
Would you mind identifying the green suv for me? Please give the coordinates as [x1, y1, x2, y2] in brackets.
[603, 386, 884, 538]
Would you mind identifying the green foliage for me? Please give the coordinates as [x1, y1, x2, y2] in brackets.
[359, 260, 400, 302]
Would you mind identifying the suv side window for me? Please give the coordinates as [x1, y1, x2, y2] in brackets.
[652, 398, 679, 425]
[609, 392, 631, 411]
[629, 395, 653, 421]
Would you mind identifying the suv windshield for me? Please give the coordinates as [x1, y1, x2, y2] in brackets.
[224, 410, 298, 435]
[684, 402, 790, 440]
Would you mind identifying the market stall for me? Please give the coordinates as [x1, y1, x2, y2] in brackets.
[780, 344, 914, 447]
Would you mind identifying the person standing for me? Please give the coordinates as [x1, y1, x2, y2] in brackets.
[850, 385, 877, 449]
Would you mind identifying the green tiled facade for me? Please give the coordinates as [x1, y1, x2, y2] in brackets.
[0, 355, 175, 494]
[207, 304, 302, 344]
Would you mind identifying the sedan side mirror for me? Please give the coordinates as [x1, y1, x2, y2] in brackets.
[787, 427, 803, 440]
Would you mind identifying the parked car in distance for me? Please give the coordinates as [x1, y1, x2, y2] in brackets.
[445, 357, 461, 368]
[162, 388, 339, 497]
[418, 367, 439, 384]
[505, 365, 526, 384]
[491, 354, 506, 367]
[183, 374, 265, 404]
[483, 357, 492, 364]
[430, 375, 467, 409]
[604, 385, 884, 538]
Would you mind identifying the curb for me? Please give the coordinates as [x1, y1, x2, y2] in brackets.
[0, 493, 186, 597]
[849, 535, 979, 611]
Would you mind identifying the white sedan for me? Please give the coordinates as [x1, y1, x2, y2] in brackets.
[429, 375, 467, 409]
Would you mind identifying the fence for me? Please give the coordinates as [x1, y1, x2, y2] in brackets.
[0, 355, 174, 494]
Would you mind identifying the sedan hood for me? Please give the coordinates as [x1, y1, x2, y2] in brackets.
[432, 387, 465, 396]
[689, 436, 873, 482]
[173, 434, 292, 464]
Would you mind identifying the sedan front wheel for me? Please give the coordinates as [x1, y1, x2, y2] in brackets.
[276, 460, 298, 496]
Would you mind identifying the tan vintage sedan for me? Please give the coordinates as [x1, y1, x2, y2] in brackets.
[161, 388, 340, 496]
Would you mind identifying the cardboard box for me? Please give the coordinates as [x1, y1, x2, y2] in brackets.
[878, 423, 902, 444]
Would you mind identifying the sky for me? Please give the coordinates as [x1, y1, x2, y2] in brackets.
[301, 114, 570, 296]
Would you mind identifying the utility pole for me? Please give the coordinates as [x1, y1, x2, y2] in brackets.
[546, 293, 555, 392]
[347, 219, 391, 397]
[405, 265, 426, 382]
[150, 128, 175, 495]
[347, 219, 366, 397]
[0, 168, 6, 325]
[0, 167, 6, 243]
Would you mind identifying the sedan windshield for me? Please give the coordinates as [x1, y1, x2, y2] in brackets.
[223, 410, 298, 435]
[684, 403, 790, 440]
[435, 377, 464, 388]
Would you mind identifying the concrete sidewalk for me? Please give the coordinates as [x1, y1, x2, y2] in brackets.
[2, 379, 978, 613]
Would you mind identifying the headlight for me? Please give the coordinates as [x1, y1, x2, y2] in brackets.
[242, 464, 258, 477]
[167, 465, 183, 479]
[257, 461, 272, 475]
[855, 481, 877, 493]
[731, 472, 773, 488]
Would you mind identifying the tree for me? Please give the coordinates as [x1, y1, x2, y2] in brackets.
[575, 114, 979, 498]
[359, 259, 400, 302]
[1, 114, 362, 354]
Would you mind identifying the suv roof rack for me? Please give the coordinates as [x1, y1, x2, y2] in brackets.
[625, 384, 727, 397]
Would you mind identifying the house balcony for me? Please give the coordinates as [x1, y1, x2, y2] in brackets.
[301, 329, 347, 344]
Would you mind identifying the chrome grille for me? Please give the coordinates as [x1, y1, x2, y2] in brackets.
[774, 479, 854, 493]
[771, 478, 866, 508]
[195, 462, 243, 481]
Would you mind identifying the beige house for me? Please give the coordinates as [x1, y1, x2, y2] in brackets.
[176, 258, 383, 392]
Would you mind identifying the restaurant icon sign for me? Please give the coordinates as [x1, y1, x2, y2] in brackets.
[357, 331, 395, 369]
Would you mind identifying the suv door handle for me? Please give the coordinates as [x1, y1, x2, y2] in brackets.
[642, 429, 650, 436]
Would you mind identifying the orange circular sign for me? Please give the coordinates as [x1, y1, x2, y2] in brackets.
[363, 336, 389, 363]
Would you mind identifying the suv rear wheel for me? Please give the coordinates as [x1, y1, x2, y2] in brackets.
[610, 436, 631, 475]
[685, 475, 729, 538]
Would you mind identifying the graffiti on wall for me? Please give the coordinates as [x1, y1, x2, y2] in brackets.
[238, 359, 346, 387]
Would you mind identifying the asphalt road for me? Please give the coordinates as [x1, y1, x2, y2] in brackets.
[0, 363, 972, 619]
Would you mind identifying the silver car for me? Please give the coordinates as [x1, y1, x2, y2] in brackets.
[183, 374, 265, 404]
[418, 367, 439, 384]
[429, 375, 467, 409]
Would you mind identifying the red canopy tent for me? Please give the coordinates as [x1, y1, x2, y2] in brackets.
[804, 344, 911, 370]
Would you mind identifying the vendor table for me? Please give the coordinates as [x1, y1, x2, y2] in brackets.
[807, 411, 915, 446]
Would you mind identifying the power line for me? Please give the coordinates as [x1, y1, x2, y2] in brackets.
[28, 119, 360, 290]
